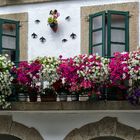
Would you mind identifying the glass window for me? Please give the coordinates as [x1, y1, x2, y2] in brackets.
[89, 10, 129, 57]
[0, 19, 19, 64]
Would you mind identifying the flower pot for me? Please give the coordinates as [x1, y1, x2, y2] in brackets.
[79, 95, 89, 101]
[40, 94, 56, 102]
[71, 94, 79, 101]
[29, 93, 37, 102]
[18, 93, 27, 102]
[50, 23, 58, 32]
[58, 93, 67, 101]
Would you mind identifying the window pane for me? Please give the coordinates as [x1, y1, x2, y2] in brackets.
[111, 29, 125, 43]
[92, 30, 102, 45]
[111, 44, 125, 56]
[2, 23, 16, 36]
[92, 16, 102, 29]
[2, 36, 16, 49]
[111, 14, 125, 28]
[2, 50, 16, 62]
[92, 45, 102, 56]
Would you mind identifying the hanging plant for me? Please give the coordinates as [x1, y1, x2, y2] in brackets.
[48, 9, 60, 32]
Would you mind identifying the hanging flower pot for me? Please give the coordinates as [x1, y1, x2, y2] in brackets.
[48, 9, 60, 33]
[49, 23, 58, 32]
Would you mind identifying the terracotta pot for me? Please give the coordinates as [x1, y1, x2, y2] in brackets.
[40, 94, 56, 102]
[29, 93, 37, 102]
[50, 23, 58, 32]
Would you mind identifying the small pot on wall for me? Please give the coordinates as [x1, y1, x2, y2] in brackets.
[49, 23, 58, 32]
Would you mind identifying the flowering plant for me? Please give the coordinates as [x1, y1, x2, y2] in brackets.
[127, 50, 140, 104]
[109, 52, 130, 89]
[48, 9, 60, 24]
[35, 56, 60, 93]
[58, 54, 109, 96]
[48, 9, 60, 32]
[13, 60, 42, 95]
[0, 54, 14, 109]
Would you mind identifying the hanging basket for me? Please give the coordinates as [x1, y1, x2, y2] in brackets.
[49, 23, 58, 32]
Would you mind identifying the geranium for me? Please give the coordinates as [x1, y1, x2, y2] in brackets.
[13, 60, 42, 94]
[109, 52, 130, 89]
[58, 54, 109, 95]
[0, 54, 14, 109]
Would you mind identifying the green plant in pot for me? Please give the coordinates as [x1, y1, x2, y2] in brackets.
[48, 9, 60, 32]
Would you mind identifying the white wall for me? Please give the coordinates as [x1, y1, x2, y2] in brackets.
[1, 111, 140, 140]
[0, 1, 140, 140]
[0, 0, 138, 60]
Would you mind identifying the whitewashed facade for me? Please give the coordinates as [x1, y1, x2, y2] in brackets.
[0, 0, 140, 140]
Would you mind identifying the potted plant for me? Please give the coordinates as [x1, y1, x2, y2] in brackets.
[0, 54, 14, 109]
[13, 60, 42, 102]
[48, 9, 60, 32]
[40, 87, 56, 102]
[52, 79, 69, 101]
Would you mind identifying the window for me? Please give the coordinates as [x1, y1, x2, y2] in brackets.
[89, 10, 129, 57]
[0, 18, 20, 64]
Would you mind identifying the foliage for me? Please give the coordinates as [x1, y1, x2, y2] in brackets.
[0, 54, 14, 109]
[48, 9, 60, 24]
[12, 60, 42, 94]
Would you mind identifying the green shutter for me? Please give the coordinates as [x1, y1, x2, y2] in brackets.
[89, 11, 106, 56]
[107, 10, 129, 57]
[0, 18, 20, 64]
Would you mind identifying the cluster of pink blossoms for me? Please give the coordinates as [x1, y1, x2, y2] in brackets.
[13, 60, 42, 92]
[109, 49, 140, 90]
[58, 54, 109, 93]
[12, 49, 140, 96]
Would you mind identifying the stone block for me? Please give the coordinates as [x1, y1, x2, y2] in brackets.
[10, 121, 30, 140]
[0, 115, 12, 134]
[26, 128, 44, 140]
[64, 128, 83, 140]
[116, 122, 136, 140]
[98, 117, 117, 137]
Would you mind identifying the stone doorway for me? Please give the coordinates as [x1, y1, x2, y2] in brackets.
[0, 115, 44, 140]
[0, 134, 22, 140]
[64, 117, 140, 140]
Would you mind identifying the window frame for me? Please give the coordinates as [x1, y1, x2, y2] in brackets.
[0, 18, 20, 64]
[89, 10, 129, 57]
[89, 11, 106, 56]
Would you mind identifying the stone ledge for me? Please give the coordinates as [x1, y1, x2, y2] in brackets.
[0, 0, 62, 7]
[9, 101, 140, 111]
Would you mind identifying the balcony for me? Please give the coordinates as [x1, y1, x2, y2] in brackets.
[9, 101, 140, 111]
